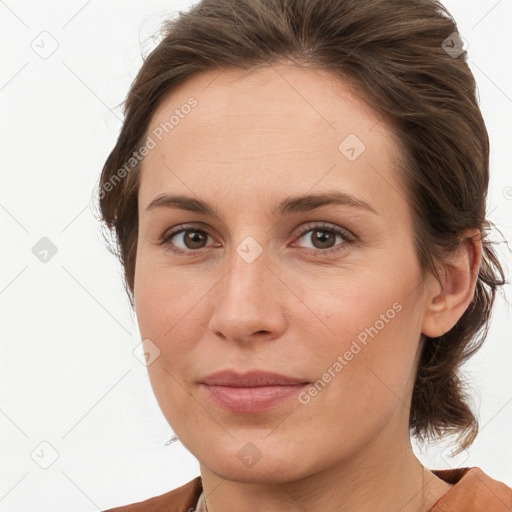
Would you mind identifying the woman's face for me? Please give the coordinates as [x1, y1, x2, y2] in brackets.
[134, 64, 433, 482]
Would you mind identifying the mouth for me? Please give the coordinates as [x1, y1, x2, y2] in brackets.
[198, 370, 310, 413]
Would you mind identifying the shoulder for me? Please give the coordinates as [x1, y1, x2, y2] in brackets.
[102, 476, 202, 512]
[430, 467, 512, 511]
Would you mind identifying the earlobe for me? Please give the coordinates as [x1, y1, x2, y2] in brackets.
[422, 278, 449, 338]
[421, 229, 482, 338]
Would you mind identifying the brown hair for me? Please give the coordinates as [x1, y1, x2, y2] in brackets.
[97, 0, 507, 452]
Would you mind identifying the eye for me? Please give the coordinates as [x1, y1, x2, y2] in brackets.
[291, 222, 355, 255]
[159, 224, 219, 255]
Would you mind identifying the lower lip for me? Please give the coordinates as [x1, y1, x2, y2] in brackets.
[200, 383, 308, 413]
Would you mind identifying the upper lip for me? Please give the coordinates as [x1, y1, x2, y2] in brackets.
[200, 370, 309, 387]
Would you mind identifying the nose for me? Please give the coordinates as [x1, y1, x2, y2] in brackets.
[207, 242, 288, 344]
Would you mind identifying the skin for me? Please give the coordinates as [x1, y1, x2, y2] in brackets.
[133, 63, 482, 512]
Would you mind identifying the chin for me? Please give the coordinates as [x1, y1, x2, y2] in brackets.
[194, 437, 319, 484]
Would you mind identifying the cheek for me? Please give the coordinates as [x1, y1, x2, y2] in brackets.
[291, 294, 421, 460]
[134, 259, 211, 424]
[323, 307, 419, 402]
[303, 263, 423, 406]
[134, 255, 209, 341]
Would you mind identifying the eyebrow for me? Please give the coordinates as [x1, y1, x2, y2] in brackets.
[145, 191, 378, 217]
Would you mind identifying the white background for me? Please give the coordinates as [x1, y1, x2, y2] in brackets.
[1, 0, 511, 510]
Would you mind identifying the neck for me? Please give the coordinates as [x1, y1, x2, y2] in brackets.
[199, 427, 452, 512]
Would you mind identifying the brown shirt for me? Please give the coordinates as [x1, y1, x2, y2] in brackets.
[102, 467, 512, 511]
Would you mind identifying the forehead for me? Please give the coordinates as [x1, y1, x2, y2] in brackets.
[145, 64, 386, 147]
[138, 64, 407, 220]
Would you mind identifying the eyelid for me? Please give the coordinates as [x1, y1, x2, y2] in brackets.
[159, 221, 356, 255]
[292, 221, 355, 242]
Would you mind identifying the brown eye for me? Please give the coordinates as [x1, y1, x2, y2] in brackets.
[309, 229, 337, 249]
[161, 227, 214, 254]
[292, 222, 356, 256]
[180, 230, 208, 249]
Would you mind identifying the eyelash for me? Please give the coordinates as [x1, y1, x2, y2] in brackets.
[158, 221, 356, 257]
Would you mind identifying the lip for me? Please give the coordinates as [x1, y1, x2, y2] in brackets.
[199, 370, 309, 413]
[200, 370, 308, 387]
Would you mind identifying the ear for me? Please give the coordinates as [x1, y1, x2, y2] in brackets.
[422, 228, 483, 338]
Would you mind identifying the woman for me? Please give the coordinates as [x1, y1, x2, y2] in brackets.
[97, 0, 511, 510]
